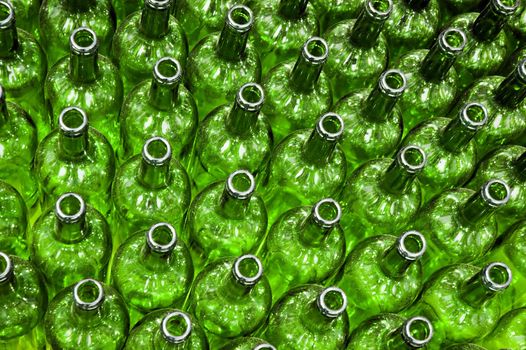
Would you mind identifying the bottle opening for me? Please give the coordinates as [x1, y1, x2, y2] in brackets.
[233, 254, 263, 287]
[397, 230, 426, 261]
[492, 0, 519, 15]
[302, 37, 329, 65]
[226, 5, 253, 32]
[313, 198, 342, 229]
[227, 170, 255, 200]
[0, 251, 12, 283]
[161, 311, 192, 344]
[459, 102, 488, 131]
[379, 69, 407, 97]
[145, 0, 172, 10]
[366, 0, 393, 19]
[142, 137, 172, 166]
[73, 279, 105, 311]
[482, 262, 512, 291]
[70, 27, 98, 56]
[481, 179, 510, 207]
[401, 316, 433, 348]
[147, 223, 177, 253]
[0, 1, 14, 29]
[317, 287, 347, 318]
[237, 83, 265, 112]
[438, 28, 467, 55]
[316, 112, 344, 141]
[397, 145, 427, 174]
[253, 344, 277, 350]
[59, 107, 88, 137]
[55, 193, 86, 224]
[153, 57, 182, 86]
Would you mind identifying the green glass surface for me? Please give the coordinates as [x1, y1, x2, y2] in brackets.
[445, 345, 487, 350]
[219, 337, 275, 350]
[0, 181, 28, 258]
[509, 1, 526, 41]
[9, 0, 40, 38]
[119, 57, 197, 162]
[184, 170, 267, 270]
[262, 199, 346, 302]
[30, 193, 112, 297]
[263, 285, 349, 350]
[310, 0, 362, 30]
[262, 36, 331, 141]
[332, 69, 405, 171]
[124, 309, 209, 349]
[189, 83, 273, 191]
[44, 279, 129, 350]
[442, 0, 482, 15]
[324, 0, 390, 101]
[480, 307, 526, 349]
[259, 113, 347, 224]
[34, 107, 116, 216]
[111, 0, 188, 94]
[500, 45, 526, 77]
[39, 0, 116, 68]
[45, 27, 123, 151]
[185, 5, 261, 119]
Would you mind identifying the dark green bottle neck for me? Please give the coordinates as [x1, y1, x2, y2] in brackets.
[300, 300, 335, 332]
[440, 102, 488, 153]
[290, 37, 328, 93]
[69, 28, 101, 83]
[472, 0, 518, 42]
[386, 317, 433, 349]
[302, 113, 343, 166]
[404, 0, 431, 11]
[219, 170, 255, 220]
[0, 88, 9, 127]
[138, 158, 170, 188]
[298, 199, 341, 247]
[58, 114, 90, 160]
[140, 0, 171, 39]
[279, 0, 309, 19]
[363, 69, 406, 123]
[460, 262, 512, 308]
[300, 287, 347, 333]
[381, 146, 426, 195]
[380, 232, 424, 279]
[63, 0, 96, 12]
[149, 58, 182, 110]
[459, 180, 509, 226]
[513, 151, 526, 181]
[299, 213, 331, 247]
[225, 83, 265, 137]
[420, 28, 466, 83]
[0, 16, 18, 59]
[494, 59, 526, 108]
[141, 223, 178, 269]
[216, 6, 253, 61]
[349, 0, 392, 48]
[219, 190, 251, 220]
[54, 212, 88, 244]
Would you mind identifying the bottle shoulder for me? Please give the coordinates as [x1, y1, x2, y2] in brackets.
[347, 313, 403, 349]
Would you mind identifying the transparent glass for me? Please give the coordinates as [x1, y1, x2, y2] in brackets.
[0, 181, 28, 258]
[480, 308, 526, 349]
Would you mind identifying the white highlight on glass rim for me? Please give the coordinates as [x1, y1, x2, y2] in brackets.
[517, 58, 526, 83]
[302, 36, 329, 64]
[226, 5, 253, 32]
[401, 316, 433, 348]
[397, 230, 426, 261]
[161, 311, 193, 344]
[0, 1, 14, 29]
[481, 179, 510, 207]
[70, 27, 99, 55]
[59, 107, 89, 137]
[365, 0, 393, 18]
[491, 0, 520, 15]
[482, 262, 512, 291]
[142, 136, 172, 166]
[146, 223, 177, 253]
[316, 112, 344, 141]
[233, 254, 263, 286]
[438, 28, 467, 54]
[317, 286, 348, 318]
[55, 192, 86, 223]
[237, 83, 265, 112]
[379, 69, 407, 97]
[397, 145, 427, 173]
[312, 198, 342, 228]
[154, 57, 182, 86]
[145, 0, 172, 10]
[73, 278, 105, 311]
[227, 169, 255, 200]
[253, 344, 277, 350]
[0, 251, 13, 283]
[459, 102, 488, 131]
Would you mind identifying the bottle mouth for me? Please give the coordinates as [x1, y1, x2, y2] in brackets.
[232, 254, 263, 287]
[516, 58, 526, 83]
[161, 311, 193, 344]
[396, 145, 427, 174]
[145, 0, 172, 10]
[316, 112, 344, 141]
[0, 1, 14, 30]
[459, 102, 488, 131]
[59, 107, 89, 137]
[312, 198, 342, 229]
[253, 344, 277, 350]
[481, 262, 512, 291]
[397, 230, 426, 261]
[401, 316, 434, 348]
[480, 179, 510, 207]
[490, 0, 519, 15]
[73, 278, 105, 311]
[226, 5, 253, 33]
[0, 251, 13, 283]
[146, 223, 178, 254]
[55, 193, 86, 224]
[378, 69, 407, 97]
[236, 83, 265, 112]
[153, 57, 182, 86]
[301, 36, 329, 65]
[70, 27, 99, 56]
[226, 170, 255, 200]
[142, 136, 172, 166]
[365, 0, 393, 19]
[438, 28, 467, 55]
[317, 286, 348, 318]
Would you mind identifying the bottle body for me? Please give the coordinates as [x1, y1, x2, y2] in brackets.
[480, 307, 526, 349]
[0, 181, 28, 258]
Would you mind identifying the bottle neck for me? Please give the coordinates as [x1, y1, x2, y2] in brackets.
[494, 61, 526, 108]
[439, 103, 487, 153]
[138, 158, 171, 189]
[59, 129, 89, 159]
[225, 100, 259, 137]
[300, 299, 335, 333]
[220, 272, 253, 300]
[349, 0, 391, 48]
[149, 79, 180, 110]
[289, 55, 324, 93]
[298, 212, 331, 247]
[404, 0, 431, 11]
[459, 263, 511, 308]
[380, 242, 415, 279]
[140, 3, 171, 38]
[279, 0, 309, 19]
[70, 51, 99, 83]
[460, 190, 499, 226]
[420, 29, 466, 83]
[302, 128, 337, 166]
[140, 243, 172, 270]
[381, 160, 418, 195]
[513, 151, 526, 181]
[0, 92, 9, 127]
[71, 302, 103, 326]
[0, 252, 15, 295]
[216, 23, 250, 61]
[54, 214, 87, 244]
[472, 0, 518, 41]
[0, 22, 18, 59]
[363, 82, 400, 123]
[218, 187, 251, 219]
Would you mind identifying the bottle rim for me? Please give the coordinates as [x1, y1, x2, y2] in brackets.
[236, 83, 265, 112]
[73, 278, 105, 311]
[397, 230, 426, 261]
[317, 286, 348, 318]
[301, 36, 329, 65]
[0, 252, 13, 283]
[516, 58, 526, 83]
[490, 0, 519, 15]
[316, 112, 344, 141]
[437, 28, 467, 55]
[481, 262, 512, 291]
[253, 344, 277, 350]
[480, 179, 510, 207]
[146, 223, 178, 253]
[458, 102, 488, 131]
[145, 0, 172, 10]
[59, 107, 89, 137]
[153, 57, 182, 86]
[233, 254, 263, 286]
[397, 145, 427, 174]
[0, 1, 14, 30]
[401, 316, 434, 348]
[226, 170, 255, 200]
[226, 5, 253, 33]
[365, 0, 393, 19]
[378, 69, 407, 97]
[70, 27, 99, 56]
[142, 136, 172, 166]
[161, 311, 193, 344]
[55, 193, 86, 224]
[312, 198, 342, 229]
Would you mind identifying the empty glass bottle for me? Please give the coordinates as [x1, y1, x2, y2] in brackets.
[332, 69, 406, 171]
[0, 180, 28, 258]
[339, 145, 426, 239]
[39, 0, 116, 68]
[479, 307, 526, 349]
[262, 198, 346, 302]
[413, 180, 509, 277]
[259, 112, 346, 223]
[188, 255, 271, 348]
[111, 0, 188, 94]
[0, 252, 47, 350]
[189, 83, 272, 191]
[185, 5, 261, 119]
[112, 223, 193, 325]
[0, 85, 38, 207]
[324, 0, 392, 101]
[396, 28, 467, 132]
[262, 36, 331, 141]
[119, 57, 197, 162]
[30, 193, 112, 297]
[112, 137, 191, 244]
[34, 107, 116, 216]
[184, 170, 267, 270]
[500, 44, 526, 77]
[124, 309, 209, 349]
[264, 285, 349, 350]
[220, 337, 276, 350]
[45, 27, 123, 151]
[347, 315, 434, 349]
[401, 102, 488, 203]
[44, 278, 130, 350]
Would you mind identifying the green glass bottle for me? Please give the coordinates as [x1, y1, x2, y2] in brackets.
[30, 193, 112, 297]
[39, 0, 115, 68]
[9, 0, 40, 38]
[0, 252, 47, 350]
[447, 0, 519, 91]
[252, 0, 320, 74]
[479, 307, 526, 349]
[0, 85, 38, 207]
[262, 36, 331, 141]
[339, 145, 426, 240]
[124, 309, 209, 349]
[500, 44, 526, 77]
[264, 285, 349, 349]
[384, 0, 441, 60]
[335, 231, 426, 331]
[509, 2, 526, 41]
[261, 198, 346, 302]
[111, 0, 187, 94]
[0, 1, 48, 140]
[412, 262, 512, 344]
[184, 170, 267, 270]
[310, 0, 363, 30]
[185, 4, 261, 119]
[324, 0, 391, 101]
[34, 107, 116, 216]
[332, 69, 406, 171]
[220, 337, 276, 350]
[112, 223, 193, 325]
[119, 57, 197, 162]
[259, 112, 346, 224]
[0, 181, 28, 258]
[188, 255, 271, 348]
[401, 102, 488, 204]
[189, 83, 272, 191]
[44, 278, 130, 350]
[112, 137, 191, 244]
[45, 27, 123, 151]
[396, 28, 467, 132]
[347, 314, 434, 349]
[413, 180, 509, 277]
